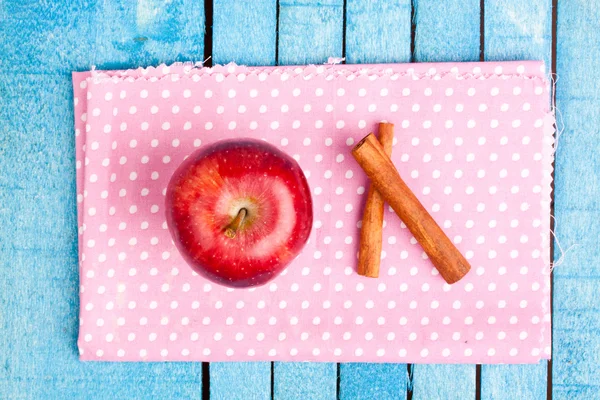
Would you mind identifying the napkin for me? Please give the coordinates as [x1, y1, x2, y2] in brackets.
[73, 61, 554, 363]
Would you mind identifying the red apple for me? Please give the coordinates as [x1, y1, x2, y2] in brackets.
[166, 138, 313, 288]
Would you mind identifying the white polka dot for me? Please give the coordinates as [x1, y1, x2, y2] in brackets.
[149, 105, 160, 115]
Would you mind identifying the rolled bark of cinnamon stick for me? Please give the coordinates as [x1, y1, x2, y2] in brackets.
[357, 123, 395, 278]
[352, 133, 471, 284]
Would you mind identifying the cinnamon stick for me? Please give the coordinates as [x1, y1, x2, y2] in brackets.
[352, 133, 471, 284]
[357, 123, 395, 278]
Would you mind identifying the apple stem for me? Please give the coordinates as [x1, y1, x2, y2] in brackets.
[224, 208, 248, 238]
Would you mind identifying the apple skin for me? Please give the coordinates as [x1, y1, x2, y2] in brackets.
[166, 138, 313, 288]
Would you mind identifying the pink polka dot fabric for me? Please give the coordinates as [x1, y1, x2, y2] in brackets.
[73, 61, 554, 363]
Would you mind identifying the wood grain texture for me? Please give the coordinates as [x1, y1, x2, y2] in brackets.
[0, 1, 205, 398]
[341, 5, 411, 397]
[345, 0, 412, 64]
[411, 2, 480, 397]
[278, 0, 344, 65]
[213, 0, 277, 66]
[0, 1, 93, 73]
[0, 0, 205, 72]
[91, 0, 206, 69]
[274, 363, 337, 400]
[412, 364, 476, 400]
[553, 1, 600, 398]
[0, 74, 203, 399]
[413, 0, 481, 62]
[210, 363, 271, 400]
[209, 2, 276, 398]
[481, 1, 552, 398]
[484, 0, 552, 68]
[339, 363, 407, 400]
[482, 365, 547, 400]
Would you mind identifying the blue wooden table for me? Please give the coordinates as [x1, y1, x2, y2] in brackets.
[0, 1, 598, 399]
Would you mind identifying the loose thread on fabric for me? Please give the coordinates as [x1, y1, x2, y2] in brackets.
[548, 214, 580, 273]
[545, 72, 574, 273]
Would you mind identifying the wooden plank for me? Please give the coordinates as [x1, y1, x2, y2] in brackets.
[274, 363, 337, 399]
[209, 1, 276, 398]
[553, 275, 600, 398]
[0, 1, 96, 73]
[340, 2, 410, 399]
[273, 1, 342, 397]
[413, 365, 476, 400]
[90, 0, 207, 69]
[339, 363, 407, 400]
[482, 365, 547, 399]
[484, 0, 552, 68]
[481, 1, 552, 399]
[345, 0, 412, 64]
[410, 1, 480, 398]
[413, 0, 481, 62]
[278, 0, 344, 65]
[0, 1, 205, 398]
[213, 0, 277, 66]
[210, 363, 271, 400]
[553, 1, 600, 398]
